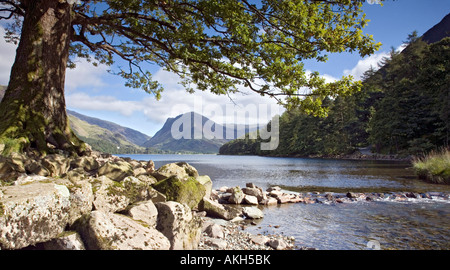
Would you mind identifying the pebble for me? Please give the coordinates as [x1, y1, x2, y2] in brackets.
[198, 217, 296, 250]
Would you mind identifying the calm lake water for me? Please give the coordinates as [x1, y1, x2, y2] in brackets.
[119, 154, 450, 250]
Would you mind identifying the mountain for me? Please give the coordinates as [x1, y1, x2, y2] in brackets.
[67, 110, 151, 146]
[68, 113, 145, 154]
[143, 112, 258, 154]
[422, 13, 450, 44]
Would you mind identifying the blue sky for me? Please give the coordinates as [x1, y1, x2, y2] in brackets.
[0, 0, 449, 137]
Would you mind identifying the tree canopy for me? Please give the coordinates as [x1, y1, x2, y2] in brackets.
[3, 0, 380, 109]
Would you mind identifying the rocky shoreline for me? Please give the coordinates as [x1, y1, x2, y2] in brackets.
[1, 148, 448, 250]
[0, 148, 299, 250]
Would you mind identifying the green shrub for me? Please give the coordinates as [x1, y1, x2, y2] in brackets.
[413, 148, 450, 184]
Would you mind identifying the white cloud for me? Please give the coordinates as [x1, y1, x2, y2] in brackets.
[0, 27, 17, 85]
[143, 68, 283, 125]
[343, 52, 388, 80]
[66, 92, 144, 116]
[344, 44, 407, 80]
[66, 67, 284, 126]
[65, 58, 109, 92]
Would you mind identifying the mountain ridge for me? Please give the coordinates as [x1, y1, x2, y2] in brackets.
[421, 12, 450, 44]
[143, 111, 258, 153]
[67, 110, 151, 146]
[68, 113, 145, 154]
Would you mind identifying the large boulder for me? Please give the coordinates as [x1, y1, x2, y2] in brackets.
[122, 176, 152, 203]
[0, 181, 71, 249]
[98, 161, 134, 182]
[0, 153, 26, 183]
[40, 231, 86, 250]
[242, 186, 266, 202]
[90, 176, 131, 213]
[56, 179, 94, 225]
[152, 176, 205, 210]
[41, 154, 72, 177]
[151, 162, 198, 181]
[75, 210, 170, 250]
[90, 175, 153, 213]
[70, 156, 99, 172]
[155, 201, 202, 250]
[125, 200, 158, 227]
[197, 175, 212, 199]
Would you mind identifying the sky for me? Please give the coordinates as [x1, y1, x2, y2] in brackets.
[0, 0, 449, 137]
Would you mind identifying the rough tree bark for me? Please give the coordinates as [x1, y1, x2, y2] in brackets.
[0, 0, 86, 156]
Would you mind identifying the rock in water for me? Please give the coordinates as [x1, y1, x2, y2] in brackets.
[199, 197, 231, 220]
[242, 206, 264, 219]
[228, 186, 245, 204]
[244, 195, 259, 205]
[0, 182, 71, 249]
[156, 201, 202, 250]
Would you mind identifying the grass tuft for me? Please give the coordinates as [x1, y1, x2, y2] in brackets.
[413, 148, 450, 184]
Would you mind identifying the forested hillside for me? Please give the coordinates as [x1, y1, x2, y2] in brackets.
[220, 34, 450, 157]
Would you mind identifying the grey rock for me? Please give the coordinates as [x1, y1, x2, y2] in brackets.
[151, 162, 197, 181]
[204, 223, 224, 239]
[197, 175, 213, 200]
[98, 161, 133, 182]
[41, 231, 86, 250]
[76, 210, 170, 250]
[91, 176, 130, 213]
[199, 197, 231, 220]
[268, 238, 288, 250]
[0, 181, 71, 249]
[156, 201, 202, 250]
[242, 207, 264, 219]
[126, 200, 158, 227]
[228, 186, 245, 204]
[244, 195, 259, 205]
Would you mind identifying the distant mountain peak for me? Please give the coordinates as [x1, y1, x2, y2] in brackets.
[421, 12, 450, 44]
[142, 111, 257, 154]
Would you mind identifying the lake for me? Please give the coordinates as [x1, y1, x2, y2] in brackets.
[119, 154, 450, 250]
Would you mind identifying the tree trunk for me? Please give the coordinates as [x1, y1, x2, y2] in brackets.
[0, 0, 86, 156]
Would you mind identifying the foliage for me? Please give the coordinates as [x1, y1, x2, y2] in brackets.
[413, 148, 450, 184]
[220, 35, 450, 158]
[1, 0, 381, 116]
[368, 37, 450, 155]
